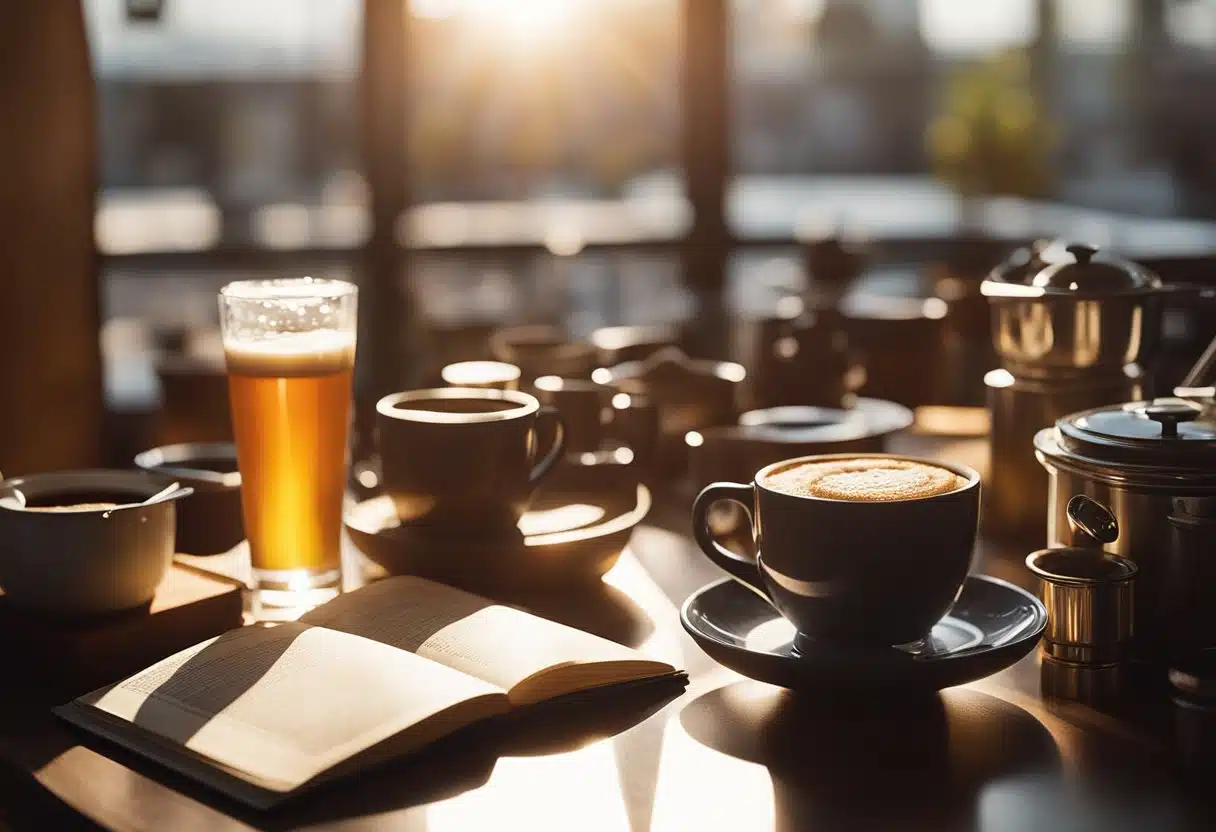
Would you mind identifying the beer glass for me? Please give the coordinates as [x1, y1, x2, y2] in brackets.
[218, 278, 356, 613]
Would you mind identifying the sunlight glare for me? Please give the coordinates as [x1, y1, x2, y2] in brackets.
[426, 741, 630, 832]
[464, 0, 581, 44]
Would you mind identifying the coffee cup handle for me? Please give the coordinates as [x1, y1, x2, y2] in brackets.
[692, 482, 768, 598]
[529, 406, 567, 485]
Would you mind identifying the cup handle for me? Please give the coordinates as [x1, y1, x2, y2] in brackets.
[692, 482, 768, 597]
[529, 406, 567, 485]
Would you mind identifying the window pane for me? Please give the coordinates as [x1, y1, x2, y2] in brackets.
[730, 0, 1216, 239]
[918, 0, 1037, 55]
[1056, 0, 1133, 51]
[88, 0, 366, 255]
[405, 0, 686, 248]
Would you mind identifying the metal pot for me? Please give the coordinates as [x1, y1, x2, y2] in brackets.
[982, 242, 1194, 380]
[1034, 396, 1216, 663]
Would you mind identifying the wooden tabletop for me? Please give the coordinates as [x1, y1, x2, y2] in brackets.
[2, 438, 1215, 831]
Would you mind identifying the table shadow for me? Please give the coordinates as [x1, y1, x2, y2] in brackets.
[473, 579, 656, 650]
[130, 623, 307, 746]
[679, 681, 1062, 832]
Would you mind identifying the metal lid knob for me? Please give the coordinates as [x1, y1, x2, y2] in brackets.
[1138, 401, 1202, 438]
[1066, 243, 1099, 264]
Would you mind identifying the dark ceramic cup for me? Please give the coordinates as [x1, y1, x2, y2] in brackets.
[134, 442, 244, 556]
[376, 388, 566, 539]
[532, 375, 605, 454]
[692, 453, 980, 648]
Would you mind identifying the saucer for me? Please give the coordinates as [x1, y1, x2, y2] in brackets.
[682, 575, 1045, 692]
[345, 482, 650, 591]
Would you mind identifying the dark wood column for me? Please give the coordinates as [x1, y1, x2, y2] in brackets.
[357, 0, 416, 457]
[681, 0, 731, 358]
[0, 1, 103, 475]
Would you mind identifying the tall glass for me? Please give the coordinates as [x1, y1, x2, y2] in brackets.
[218, 278, 357, 614]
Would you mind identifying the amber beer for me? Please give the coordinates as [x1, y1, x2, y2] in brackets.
[219, 279, 356, 611]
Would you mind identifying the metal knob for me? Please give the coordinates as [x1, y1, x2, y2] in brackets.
[1139, 401, 1202, 438]
[1066, 243, 1099, 264]
[1067, 494, 1119, 547]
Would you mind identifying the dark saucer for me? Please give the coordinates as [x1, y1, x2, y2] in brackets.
[682, 574, 1045, 692]
[345, 480, 650, 591]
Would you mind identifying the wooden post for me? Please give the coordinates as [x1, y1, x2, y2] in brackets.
[357, 0, 416, 460]
[0, 1, 103, 475]
[681, 0, 731, 359]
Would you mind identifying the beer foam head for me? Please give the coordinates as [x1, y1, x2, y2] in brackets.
[762, 457, 966, 502]
[223, 330, 355, 378]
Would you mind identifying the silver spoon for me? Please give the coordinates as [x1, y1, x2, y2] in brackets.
[102, 482, 194, 518]
[0, 488, 27, 510]
[143, 481, 186, 506]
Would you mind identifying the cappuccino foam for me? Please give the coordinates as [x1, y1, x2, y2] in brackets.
[763, 458, 966, 502]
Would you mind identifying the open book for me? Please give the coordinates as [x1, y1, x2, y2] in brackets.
[55, 576, 680, 809]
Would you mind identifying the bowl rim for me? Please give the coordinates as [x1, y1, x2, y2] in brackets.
[0, 469, 179, 515]
[134, 443, 241, 487]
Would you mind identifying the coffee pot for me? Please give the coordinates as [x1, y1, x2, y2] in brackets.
[981, 241, 1194, 540]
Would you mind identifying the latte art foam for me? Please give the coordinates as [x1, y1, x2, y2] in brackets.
[763, 457, 966, 502]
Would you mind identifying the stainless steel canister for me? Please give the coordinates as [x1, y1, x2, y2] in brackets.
[1035, 398, 1216, 663]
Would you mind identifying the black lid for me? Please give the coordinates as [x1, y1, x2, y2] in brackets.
[1056, 398, 1216, 471]
[1028, 243, 1162, 296]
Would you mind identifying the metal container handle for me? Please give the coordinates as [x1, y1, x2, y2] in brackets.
[1067, 494, 1119, 547]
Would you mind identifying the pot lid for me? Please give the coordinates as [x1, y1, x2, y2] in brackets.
[1056, 398, 1216, 469]
[1032, 243, 1161, 294]
[982, 242, 1162, 298]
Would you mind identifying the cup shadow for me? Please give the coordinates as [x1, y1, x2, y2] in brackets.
[679, 681, 1062, 832]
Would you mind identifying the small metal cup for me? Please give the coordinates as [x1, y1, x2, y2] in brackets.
[1026, 546, 1137, 663]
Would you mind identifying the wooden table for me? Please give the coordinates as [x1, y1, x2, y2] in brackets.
[2, 437, 1214, 831]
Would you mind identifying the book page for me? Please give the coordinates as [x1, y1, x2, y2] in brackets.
[77, 622, 508, 792]
[301, 577, 674, 705]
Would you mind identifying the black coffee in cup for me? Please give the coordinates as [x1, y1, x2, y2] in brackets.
[693, 453, 980, 647]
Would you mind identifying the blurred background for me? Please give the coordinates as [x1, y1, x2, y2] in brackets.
[8, 0, 1216, 468]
